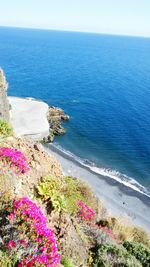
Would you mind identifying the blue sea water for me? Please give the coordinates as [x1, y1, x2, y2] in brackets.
[0, 27, 150, 195]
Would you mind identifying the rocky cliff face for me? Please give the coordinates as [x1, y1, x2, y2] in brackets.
[0, 69, 10, 121]
[0, 136, 98, 266]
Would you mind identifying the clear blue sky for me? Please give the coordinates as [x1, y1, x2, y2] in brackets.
[0, 0, 150, 37]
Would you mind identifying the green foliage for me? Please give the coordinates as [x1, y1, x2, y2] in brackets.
[49, 129, 55, 141]
[0, 250, 17, 267]
[0, 119, 13, 139]
[92, 244, 142, 267]
[41, 130, 55, 144]
[123, 241, 150, 266]
[37, 175, 66, 212]
[36, 175, 97, 215]
[75, 223, 88, 243]
[37, 175, 61, 200]
[51, 191, 67, 212]
[61, 257, 75, 267]
[63, 176, 97, 215]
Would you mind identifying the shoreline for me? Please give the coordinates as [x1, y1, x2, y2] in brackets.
[44, 143, 150, 233]
[8, 96, 150, 233]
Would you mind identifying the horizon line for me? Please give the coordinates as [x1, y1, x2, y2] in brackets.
[0, 25, 150, 39]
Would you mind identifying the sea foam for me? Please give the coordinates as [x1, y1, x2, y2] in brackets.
[47, 143, 150, 198]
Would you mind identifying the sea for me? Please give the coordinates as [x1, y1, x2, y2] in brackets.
[0, 27, 150, 196]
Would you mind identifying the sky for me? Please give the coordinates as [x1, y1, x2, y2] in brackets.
[0, 0, 150, 37]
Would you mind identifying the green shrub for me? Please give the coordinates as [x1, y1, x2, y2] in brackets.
[36, 175, 67, 212]
[0, 119, 13, 139]
[37, 175, 62, 200]
[92, 244, 142, 267]
[63, 176, 97, 215]
[0, 249, 17, 267]
[36, 175, 97, 215]
[50, 191, 67, 212]
[61, 257, 75, 267]
[123, 241, 150, 266]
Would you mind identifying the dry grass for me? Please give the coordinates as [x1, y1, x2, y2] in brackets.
[107, 216, 150, 246]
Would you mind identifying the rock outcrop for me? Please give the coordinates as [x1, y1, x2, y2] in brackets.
[0, 69, 10, 122]
[47, 106, 70, 138]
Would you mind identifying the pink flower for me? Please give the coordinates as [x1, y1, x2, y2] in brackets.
[7, 240, 16, 249]
[0, 147, 29, 175]
[19, 239, 28, 246]
[98, 225, 120, 243]
[77, 200, 96, 221]
[7, 197, 60, 266]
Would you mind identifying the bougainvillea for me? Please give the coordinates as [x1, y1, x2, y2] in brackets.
[0, 197, 60, 266]
[0, 147, 29, 174]
[77, 200, 96, 221]
[77, 200, 119, 244]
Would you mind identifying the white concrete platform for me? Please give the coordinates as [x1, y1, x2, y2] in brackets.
[8, 97, 49, 140]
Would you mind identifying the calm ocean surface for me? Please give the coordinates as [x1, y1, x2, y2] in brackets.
[1, 27, 150, 195]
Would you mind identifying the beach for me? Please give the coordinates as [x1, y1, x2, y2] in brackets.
[9, 96, 150, 234]
[44, 143, 150, 233]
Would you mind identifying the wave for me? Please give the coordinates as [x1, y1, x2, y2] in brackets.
[71, 99, 80, 103]
[46, 143, 150, 198]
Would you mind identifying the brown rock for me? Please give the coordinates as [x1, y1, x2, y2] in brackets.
[47, 106, 69, 138]
[33, 143, 41, 151]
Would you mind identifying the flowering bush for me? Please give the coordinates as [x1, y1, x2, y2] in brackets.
[37, 175, 98, 215]
[77, 200, 119, 244]
[77, 200, 96, 221]
[97, 225, 120, 244]
[0, 147, 29, 174]
[0, 197, 60, 267]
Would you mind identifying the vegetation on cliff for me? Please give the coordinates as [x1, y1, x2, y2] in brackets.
[0, 119, 13, 139]
[0, 120, 150, 267]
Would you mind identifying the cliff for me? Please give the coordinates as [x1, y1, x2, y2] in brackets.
[0, 69, 10, 122]
[0, 134, 150, 267]
[0, 72, 149, 267]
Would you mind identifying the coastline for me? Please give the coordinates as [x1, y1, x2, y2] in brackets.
[44, 143, 150, 233]
[9, 96, 150, 234]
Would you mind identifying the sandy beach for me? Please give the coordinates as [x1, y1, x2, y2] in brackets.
[44, 143, 150, 233]
[9, 96, 150, 233]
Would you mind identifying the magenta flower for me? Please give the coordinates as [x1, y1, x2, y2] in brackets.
[6, 197, 60, 266]
[0, 147, 29, 174]
[77, 200, 96, 221]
